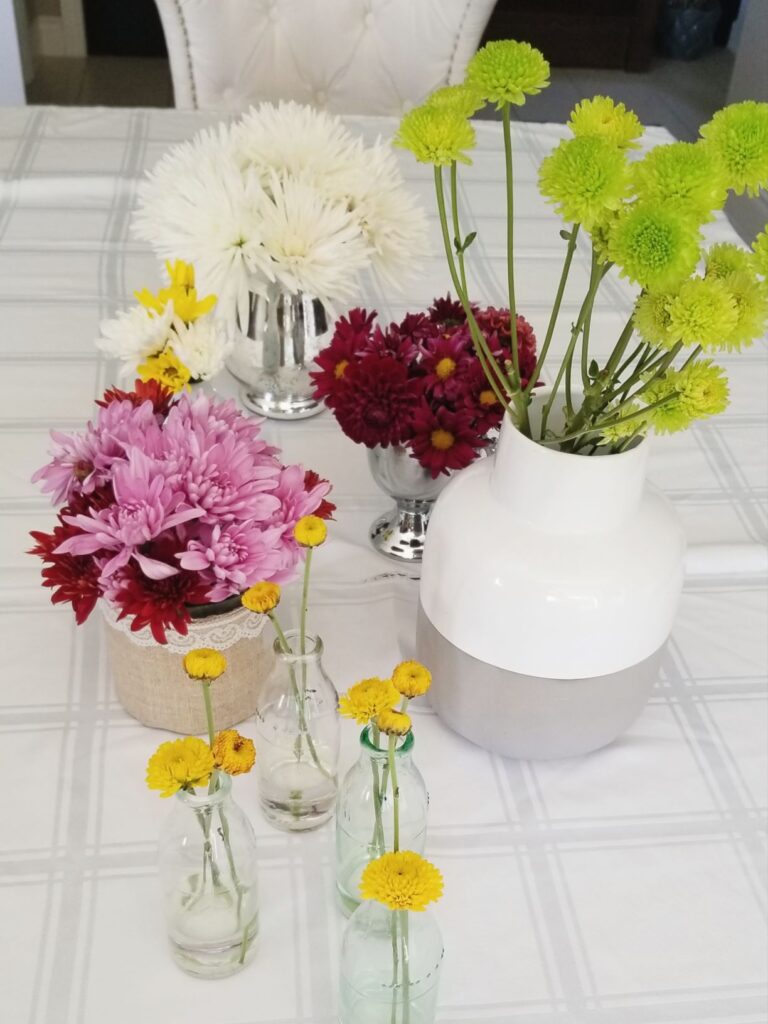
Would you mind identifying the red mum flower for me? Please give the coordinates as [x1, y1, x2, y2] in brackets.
[429, 294, 470, 327]
[303, 469, 336, 520]
[333, 353, 422, 448]
[462, 363, 505, 435]
[409, 404, 486, 478]
[96, 379, 175, 416]
[475, 309, 538, 388]
[29, 522, 103, 624]
[107, 536, 209, 644]
[311, 308, 376, 406]
[362, 324, 422, 367]
[420, 325, 474, 401]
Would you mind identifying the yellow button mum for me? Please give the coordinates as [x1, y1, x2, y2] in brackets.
[392, 661, 432, 699]
[294, 515, 327, 547]
[376, 708, 412, 737]
[146, 737, 215, 798]
[242, 582, 281, 614]
[183, 648, 228, 681]
[339, 677, 400, 725]
[360, 851, 444, 911]
[212, 729, 256, 776]
[137, 348, 191, 393]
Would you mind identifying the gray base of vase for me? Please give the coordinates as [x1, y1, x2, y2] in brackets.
[240, 383, 323, 420]
[417, 603, 663, 760]
[370, 500, 435, 562]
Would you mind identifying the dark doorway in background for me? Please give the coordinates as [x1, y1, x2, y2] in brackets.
[83, 0, 167, 57]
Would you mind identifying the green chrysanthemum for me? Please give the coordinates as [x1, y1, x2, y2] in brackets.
[568, 95, 643, 150]
[720, 268, 768, 350]
[666, 276, 738, 348]
[751, 226, 768, 278]
[539, 136, 630, 229]
[425, 83, 484, 119]
[705, 241, 755, 279]
[394, 106, 476, 166]
[608, 202, 702, 291]
[599, 402, 648, 444]
[700, 101, 768, 197]
[632, 141, 728, 221]
[644, 360, 729, 434]
[466, 40, 550, 107]
[633, 291, 674, 347]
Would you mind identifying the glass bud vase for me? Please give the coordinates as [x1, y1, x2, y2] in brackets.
[254, 631, 339, 830]
[336, 726, 428, 915]
[158, 772, 259, 978]
[340, 900, 444, 1024]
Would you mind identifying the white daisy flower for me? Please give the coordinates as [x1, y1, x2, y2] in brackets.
[96, 302, 174, 379]
[168, 315, 234, 382]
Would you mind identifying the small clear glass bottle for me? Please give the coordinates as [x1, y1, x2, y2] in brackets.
[336, 726, 428, 915]
[158, 772, 259, 978]
[253, 630, 339, 830]
[339, 900, 444, 1024]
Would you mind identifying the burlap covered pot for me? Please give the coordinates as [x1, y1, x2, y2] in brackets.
[102, 597, 275, 733]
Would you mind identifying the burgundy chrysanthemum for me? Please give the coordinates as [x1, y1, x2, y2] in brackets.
[303, 470, 336, 520]
[310, 309, 376, 406]
[409, 404, 486, 478]
[420, 326, 474, 400]
[362, 324, 422, 366]
[29, 521, 103, 624]
[429, 294, 470, 327]
[462, 363, 505, 434]
[333, 353, 422, 448]
[475, 309, 538, 387]
[107, 536, 209, 644]
[96, 379, 175, 416]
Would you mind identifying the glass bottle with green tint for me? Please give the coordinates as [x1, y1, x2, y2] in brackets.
[336, 725, 428, 914]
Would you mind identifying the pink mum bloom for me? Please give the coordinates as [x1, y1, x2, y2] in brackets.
[177, 522, 295, 601]
[270, 464, 332, 536]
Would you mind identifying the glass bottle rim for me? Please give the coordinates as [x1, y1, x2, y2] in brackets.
[272, 630, 323, 660]
[360, 724, 414, 755]
[175, 770, 232, 808]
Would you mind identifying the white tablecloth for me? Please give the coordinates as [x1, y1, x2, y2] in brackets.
[1, 107, 766, 1024]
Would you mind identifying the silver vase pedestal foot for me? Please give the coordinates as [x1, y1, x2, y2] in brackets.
[227, 287, 329, 420]
[367, 445, 450, 564]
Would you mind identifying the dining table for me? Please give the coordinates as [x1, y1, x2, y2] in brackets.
[0, 105, 766, 1024]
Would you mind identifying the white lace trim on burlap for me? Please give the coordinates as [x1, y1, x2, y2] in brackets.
[100, 601, 267, 653]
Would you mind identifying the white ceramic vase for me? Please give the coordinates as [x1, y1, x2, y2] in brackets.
[417, 407, 686, 759]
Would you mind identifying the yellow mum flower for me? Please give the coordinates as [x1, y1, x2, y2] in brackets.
[700, 101, 768, 197]
[395, 105, 476, 166]
[568, 95, 643, 150]
[466, 39, 549, 107]
[294, 515, 327, 547]
[645, 360, 729, 434]
[632, 141, 728, 222]
[360, 851, 444, 911]
[376, 708, 412, 737]
[392, 660, 432, 699]
[137, 348, 191, 393]
[146, 737, 215, 798]
[751, 226, 768, 278]
[183, 647, 228, 681]
[539, 136, 630, 229]
[608, 202, 702, 291]
[136, 260, 216, 324]
[720, 269, 768, 350]
[212, 729, 256, 776]
[339, 677, 400, 725]
[166, 259, 196, 289]
[705, 241, 755, 280]
[633, 291, 674, 347]
[599, 403, 648, 444]
[426, 83, 484, 119]
[241, 582, 281, 614]
[666, 277, 738, 349]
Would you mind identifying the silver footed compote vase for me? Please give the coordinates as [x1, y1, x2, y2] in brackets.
[227, 285, 330, 420]
[368, 445, 451, 563]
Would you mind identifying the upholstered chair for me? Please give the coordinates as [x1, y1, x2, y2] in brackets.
[154, 0, 496, 114]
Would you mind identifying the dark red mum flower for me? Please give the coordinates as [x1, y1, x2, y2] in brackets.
[303, 469, 336, 520]
[420, 326, 474, 401]
[429, 294, 470, 327]
[362, 324, 421, 367]
[409, 403, 486, 478]
[107, 537, 209, 644]
[310, 308, 377, 406]
[29, 522, 103, 624]
[475, 309, 538, 388]
[462, 362, 505, 435]
[333, 353, 422, 448]
[96, 379, 175, 416]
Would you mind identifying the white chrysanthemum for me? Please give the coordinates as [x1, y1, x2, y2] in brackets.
[232, 101, 359, 186]
[260, 174, 371, 301]
[168, 316, 234, 381]
[96, 302, 174, 378]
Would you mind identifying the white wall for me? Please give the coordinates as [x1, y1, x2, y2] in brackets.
[0, 0, 26, 104]
[727, 0, 768, 103]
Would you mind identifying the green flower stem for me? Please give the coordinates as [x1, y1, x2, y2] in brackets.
[390, 913, 400, 1024]
[217, 804, 248, 962]
[299, 547, 313, 659]
[540, 264, 606, 439]
[616, 342, 649, 381]
[401, 909, 411, 1024]
[501, 103, 519, 385]
[450, 162, 468, 295]
[525, 224, 580, 397]
[603, 341, 683, 407]
[266, 610, 332, 781]
[555, 393, 678, 445]
[602, 312, 637, 380]
[388, 734, 400, 853]
[436, 167, 515, 414]
[679, 343, 703, 371]
[369, 724, 387, 855]
[578, 247, 601, 394]
[201, 681, 215, 747]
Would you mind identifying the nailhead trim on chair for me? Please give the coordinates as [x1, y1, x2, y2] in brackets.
[448, 0, 476, 85]
[172, 0, 198, 109]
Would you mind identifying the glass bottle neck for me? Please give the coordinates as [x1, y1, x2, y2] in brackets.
[272, 629, 323, 663]
[360, 724, 414, 763]
[175, 770, 232, 810]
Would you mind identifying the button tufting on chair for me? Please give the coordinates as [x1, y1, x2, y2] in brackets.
[153, 0, 497, 114]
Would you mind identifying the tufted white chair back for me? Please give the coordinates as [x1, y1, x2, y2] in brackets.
[154, 0, 496, 115]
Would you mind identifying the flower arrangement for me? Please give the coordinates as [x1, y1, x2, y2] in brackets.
[312, 300, 538, 476]
[29, 384, 333, 643]
[133, 102, 428, 326]
[96, 260, 233, 388]
[394, 41, 768, 453]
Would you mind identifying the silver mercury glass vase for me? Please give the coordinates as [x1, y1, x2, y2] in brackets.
[367, 445, 451, 563]
[227, 285, 330, 420]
